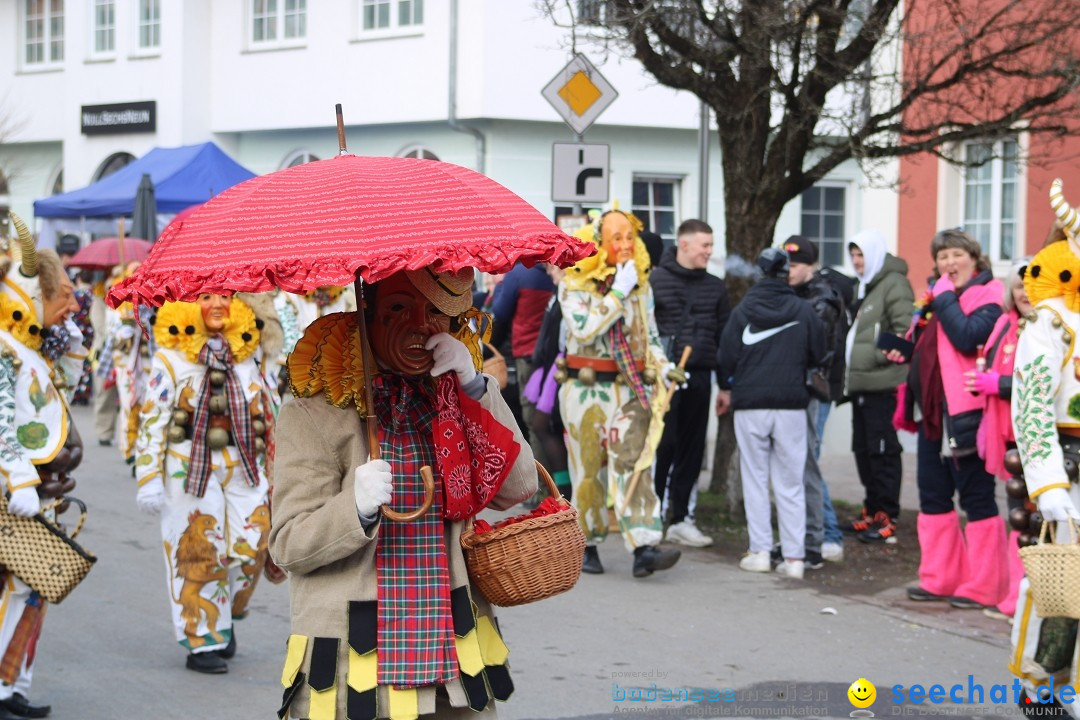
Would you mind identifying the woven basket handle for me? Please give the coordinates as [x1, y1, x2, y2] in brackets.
[38, 496, 88, 539]
[1039, 517, 1080, 545]
[464, 460, 562, 535]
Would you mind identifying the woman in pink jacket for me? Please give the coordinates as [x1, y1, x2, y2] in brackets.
[967, 260, 1031, 618]
[895, 229, 1008, 609]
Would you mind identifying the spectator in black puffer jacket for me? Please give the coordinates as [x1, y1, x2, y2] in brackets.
[718, 247, 826, 580]
[650, 219, 731, 548]
[783, 235, 847, 568]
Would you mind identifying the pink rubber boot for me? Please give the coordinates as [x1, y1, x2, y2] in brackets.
[995, 530, 1025, 616]
[951, 516, 1009, 608]
[910, 511, 968, 600]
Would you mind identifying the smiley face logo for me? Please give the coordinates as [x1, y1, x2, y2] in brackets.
[848, 678, 876, 709]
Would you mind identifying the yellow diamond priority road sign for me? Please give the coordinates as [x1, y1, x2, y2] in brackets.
[542, 54, 618, 136]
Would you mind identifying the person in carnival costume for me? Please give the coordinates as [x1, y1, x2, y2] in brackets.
[1009, 181, 1080, 714]
[0, 214, 87, 720]
[134, 291, 278, 674]
[556, 209, 686, 578]
[269, 267, 537, 719]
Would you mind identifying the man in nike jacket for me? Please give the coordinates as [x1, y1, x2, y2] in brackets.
[717, 247, 826, 580]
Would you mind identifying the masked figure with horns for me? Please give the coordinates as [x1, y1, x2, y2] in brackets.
[134, 291, 278, 674]
[269, 267, 537, 720]
[557, 209, 685, 578]
[0, 214, 87, 720]
[1009, 181, 1080, 713]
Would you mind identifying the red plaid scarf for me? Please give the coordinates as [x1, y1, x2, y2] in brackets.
[609, 322, 649, 410]
[186, 339, 260, 497]
[372, 373, 518, 687]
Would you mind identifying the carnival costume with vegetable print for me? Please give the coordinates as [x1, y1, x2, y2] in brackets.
[0, 214, 87, 712]
[1010, 180, 1080, 714]
[269, 268, 537, 719]
[134, 296, 275, 657]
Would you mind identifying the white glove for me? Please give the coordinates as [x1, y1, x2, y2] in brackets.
[663, 362, 689, 389]
[136, 482, 166, 516]
[425, 333, 477, 386]
[354, 459, 392, 518]
[1036, 487, 1080, 522]
[116, 324, 136, 341]
[7, 487, 41, 517]
[612, 261, 638, 297]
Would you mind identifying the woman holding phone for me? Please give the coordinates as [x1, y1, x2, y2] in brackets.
[899, 229, 1007, 609]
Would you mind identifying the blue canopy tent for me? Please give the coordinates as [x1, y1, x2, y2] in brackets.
[34, 142, 255, 248]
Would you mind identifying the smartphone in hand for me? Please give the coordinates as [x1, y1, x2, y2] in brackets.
[876, 332, 915, 363]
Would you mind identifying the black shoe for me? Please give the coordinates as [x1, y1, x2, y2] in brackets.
[97, 438, 112, 447]
[857, 512, 897, 544]
[186, 651, 228, 674]
[0, 693, 50, 719]
[804, 550, 825, 571]
[1019, 688, 1067, 717]
[218, 631, 237, 659]
[632, 546, 681, 578]
[907, 586, 949, 602]
[582, 546, 604, 574]
[949, 595, 986, 610]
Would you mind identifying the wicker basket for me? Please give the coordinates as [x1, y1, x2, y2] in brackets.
[1019, 518, 1080, 619]
[460, 462, 585, 607]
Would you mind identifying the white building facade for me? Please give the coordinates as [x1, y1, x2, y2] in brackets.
[0, 0, 898, 273]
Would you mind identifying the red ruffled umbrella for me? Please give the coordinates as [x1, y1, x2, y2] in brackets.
[107, 154, 593, 308]
[69, 236, 154, 270]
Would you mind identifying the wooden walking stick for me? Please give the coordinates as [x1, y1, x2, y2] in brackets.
[618, 345, 692, 517]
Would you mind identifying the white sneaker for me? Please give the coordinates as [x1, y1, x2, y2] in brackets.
[775, 560, 805, 579]
[666, 520, 714, 548]
[739, 551, 771, 573]
[821, 541, 844, 562]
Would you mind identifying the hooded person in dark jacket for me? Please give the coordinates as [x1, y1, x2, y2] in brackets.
[650, 220, 731, 547]
[718, 247, 826, 580]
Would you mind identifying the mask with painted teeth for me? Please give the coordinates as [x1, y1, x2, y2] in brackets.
[369, 273, 451, 376]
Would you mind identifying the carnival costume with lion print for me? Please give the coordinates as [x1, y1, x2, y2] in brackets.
[134, 296, 277, 657]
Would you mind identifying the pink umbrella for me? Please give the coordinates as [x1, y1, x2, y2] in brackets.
[69, 236, 154, 270]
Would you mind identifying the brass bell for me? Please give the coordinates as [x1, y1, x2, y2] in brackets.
[252, 418, 266, 436]
[209, 394, 228, 415]
[1017, 317, 1027, 329]
[1008, 506, 1031, 532]
[555, 356, 567, 370]
[10, 357, 20, 371]
[578, 366, 597, 386]
[1017, 531, 1034, 548]
[255, 437, 266, 454]
[206, 427, 230, 450]
[1026, 312, 1039, 323]
[1030, 511, 1044, 536]
[1005, 477, 1029, 500]
[554, 368, 568, 384]
[1003, 449, 1024, 476]
[642, 367, 657, 384]
[1063, 332, 1073, 345]
[209, 370, 227, 387]
[172, 409, 190, 426]
[1052, 317, 1064, 329]
[1066, 456, 1079, 481]
[167, 425, 186, 443]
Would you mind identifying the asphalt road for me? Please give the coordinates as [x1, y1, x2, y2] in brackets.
[27, 404, 1018, 719]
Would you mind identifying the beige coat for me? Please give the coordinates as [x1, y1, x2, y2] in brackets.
[269, 377, 536, 719]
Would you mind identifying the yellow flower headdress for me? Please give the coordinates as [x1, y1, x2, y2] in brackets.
[0, 290, 43, 351]
[1030, 179, 1080, 311]
[563, 209, 652, 293]
[154, 297, 260, 363]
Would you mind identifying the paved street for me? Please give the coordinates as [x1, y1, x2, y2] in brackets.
[30, 404, 1018, 719]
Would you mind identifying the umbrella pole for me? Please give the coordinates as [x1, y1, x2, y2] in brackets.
[117, 219, 126, 268]
[336, 104, 348, 155]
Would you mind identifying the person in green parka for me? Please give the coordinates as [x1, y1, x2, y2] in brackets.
[842, 229, 915, 545]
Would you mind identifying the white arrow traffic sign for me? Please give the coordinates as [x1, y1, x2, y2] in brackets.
[552, 143, 609, 204]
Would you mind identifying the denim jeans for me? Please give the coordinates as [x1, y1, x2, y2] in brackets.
[816, 401, 844, 544]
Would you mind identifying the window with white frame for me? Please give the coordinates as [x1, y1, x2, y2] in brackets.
[138, 0, 160, 50]
[23, 0, 64, 67]
[252, 0, 307, 45]
[92, 0, 115, 55]
[800, 184, 847, 267]
[281, 150, 320, 169]
[961, 138, 1020, 262]
[362, 0, 423, 33]
[631, 176, 680, 243]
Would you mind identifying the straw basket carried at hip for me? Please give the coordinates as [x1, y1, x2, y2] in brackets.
[0, 495, 96, 605]
[481, 343, 509, 391]
[1019, 518, 1080, 619]
[460, 462, 585, 607]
